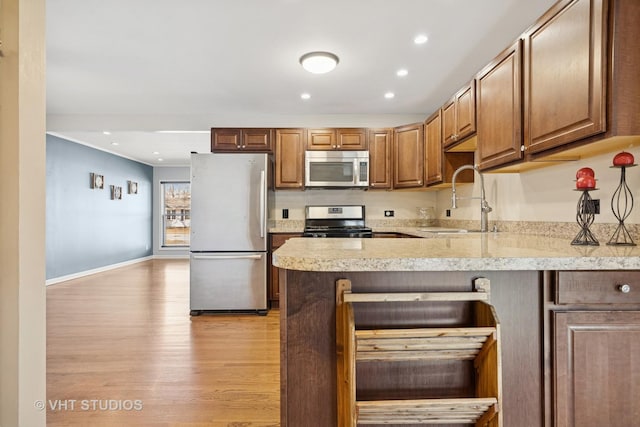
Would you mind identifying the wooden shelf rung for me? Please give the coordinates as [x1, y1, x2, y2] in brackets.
[356, 349, 480, 361]
[356, 327, 496, 340]
[357, 336, 487, 351]
[356, 397, 498, 424]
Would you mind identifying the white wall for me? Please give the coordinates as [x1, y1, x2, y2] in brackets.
[436, 147, 640, 224]
[153, 166, 191, 257]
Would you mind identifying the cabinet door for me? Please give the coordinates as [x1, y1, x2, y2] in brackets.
[336, 128, 367, 150]
[306, 128, 336, 150]
[523, 0, 607, 154]
[269, 233, 302, 308]
[455, 80, 476, 141]
[554, 310, 640, 427]
[275, 129, 305, 189]
[441, 99, 457, 148]
[242, 128, 273, 152]
[442, 81, 476, 148]
[393, 123, 424, 188]
[477, 40, 523, 170]
[211, 128, 241, 151]
[368, 129, 392, 189]
[425, 110, 443, 185]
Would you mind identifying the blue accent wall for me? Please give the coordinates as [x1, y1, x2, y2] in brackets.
[46, 134, 153, 279]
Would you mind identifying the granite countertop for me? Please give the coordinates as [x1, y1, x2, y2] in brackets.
[272, 230, 640, 272]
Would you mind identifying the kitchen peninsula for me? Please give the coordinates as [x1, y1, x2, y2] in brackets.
[273, 233, 640, 427]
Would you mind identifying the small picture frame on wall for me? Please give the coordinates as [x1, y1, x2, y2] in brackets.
[110, 185, 122, 200]
[90, 173, 104, 189]
[128, 180, 138, 194]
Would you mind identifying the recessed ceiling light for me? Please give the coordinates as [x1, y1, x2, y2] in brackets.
[152, 151, 160, 155]
[384, 92, 395, 99]
[299, 51, 339, 74]
[111, 142, 119, 146]
[301, 93, 311, 100]
[157, 158, 164, 162]
[414, 34, 428, 45]
[396, 69, 409, 77]
[103, 131, 111, 135]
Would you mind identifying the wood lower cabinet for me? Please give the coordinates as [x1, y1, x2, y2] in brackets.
[546, 270, 640, 427]
[275, 129, 305, 189]
[442, 81, 476, 149]
[393, 123, 424, 188]
[211, 128, 273, 152]
[268, 233, 302, 307]
[523, 0, 607, 155]
[553, 310, 640, 427]
[368, 129, 392, 189]
[477, 40, 523, 170]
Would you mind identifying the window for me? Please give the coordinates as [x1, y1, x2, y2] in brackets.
[161, 182, 190, 247]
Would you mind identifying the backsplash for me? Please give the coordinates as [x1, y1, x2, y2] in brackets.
[273, 189, 437, 221]
[273, 146, 640, 236]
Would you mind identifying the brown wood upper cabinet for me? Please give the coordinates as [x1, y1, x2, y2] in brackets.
[306, 128, 367, 150]
[393, 123, 424, 188]
[424, 110, 443, 185]
[211, 128, 273, 152]
[425, 111, 474, 187]
[442, 80, 476, 149]
[368, 128, 392, 189]
[523, 0, 607, 155]
[275, 129, 305, 189]
[477, 39, 524, 170]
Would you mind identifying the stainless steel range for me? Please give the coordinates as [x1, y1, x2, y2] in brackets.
[303, 205, 373, 238]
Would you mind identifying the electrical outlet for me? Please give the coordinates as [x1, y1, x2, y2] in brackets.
[282, 208, 289, 219]
[446, 209, 451, 217]
[384, 210, 395, 217]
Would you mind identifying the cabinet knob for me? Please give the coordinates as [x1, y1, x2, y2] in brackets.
[618, 284, 631, 293]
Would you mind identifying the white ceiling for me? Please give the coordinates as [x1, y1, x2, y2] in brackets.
[46, 0, 557, 166]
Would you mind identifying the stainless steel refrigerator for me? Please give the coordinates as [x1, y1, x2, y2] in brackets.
[189, 152, 272, 315]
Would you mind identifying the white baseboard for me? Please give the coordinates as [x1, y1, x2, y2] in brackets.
[46, 254, 191, 286]
[46, 256, 154, 286]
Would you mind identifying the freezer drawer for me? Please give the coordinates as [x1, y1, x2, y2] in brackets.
[190, 252, 267, 313]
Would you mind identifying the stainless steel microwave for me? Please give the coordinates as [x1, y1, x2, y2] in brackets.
[304, 150, 369, 188]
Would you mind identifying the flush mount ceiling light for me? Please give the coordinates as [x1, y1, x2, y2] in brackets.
[299, 51, 339, 74]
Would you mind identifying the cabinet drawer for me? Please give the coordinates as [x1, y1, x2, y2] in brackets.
[556, 271, 640, 304]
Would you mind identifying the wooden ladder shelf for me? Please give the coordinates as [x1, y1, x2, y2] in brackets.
[336, 278, 502, 426]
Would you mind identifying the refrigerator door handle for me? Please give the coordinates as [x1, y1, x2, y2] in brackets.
[192, 254, 263, 261]
[259, 170, 266, 238]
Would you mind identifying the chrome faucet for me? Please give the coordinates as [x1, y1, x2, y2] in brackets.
[451, 164, 492, 232]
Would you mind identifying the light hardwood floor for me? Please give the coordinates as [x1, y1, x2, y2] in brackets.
[46, 259, 280, 426]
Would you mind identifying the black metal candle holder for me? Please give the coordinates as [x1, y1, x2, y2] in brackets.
[608, 164, 636, 246]
[571, 189, 599, 246]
